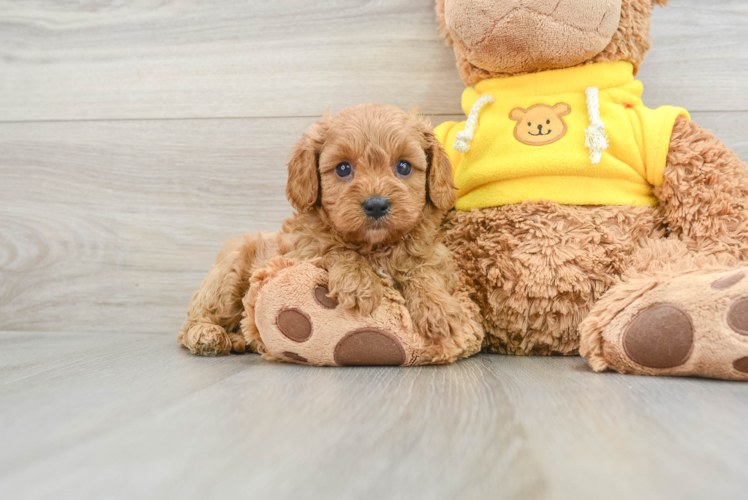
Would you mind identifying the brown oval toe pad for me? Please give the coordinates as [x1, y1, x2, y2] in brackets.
[733, 357, 748, 374]
[283, 351, 309, 364]
[728, 298, 748, 336]
[712, 272, 745, 290]
[623, 304, 694, 369]
[276, 308, 313, 342]
[314, 285, 338, 309]
[334, 329, 406, 366]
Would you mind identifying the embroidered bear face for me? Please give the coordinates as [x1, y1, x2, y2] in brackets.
[509, 103, 571, 146]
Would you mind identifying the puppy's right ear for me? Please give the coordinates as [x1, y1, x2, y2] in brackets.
[286, 117, 331, 212]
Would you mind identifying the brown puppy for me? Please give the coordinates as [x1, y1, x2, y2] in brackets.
[179, 103, 468, 356]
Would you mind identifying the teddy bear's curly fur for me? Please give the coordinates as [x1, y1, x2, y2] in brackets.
[436, 0, 748, 379]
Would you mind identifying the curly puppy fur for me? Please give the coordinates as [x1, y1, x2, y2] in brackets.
[179, 104, 478, 356]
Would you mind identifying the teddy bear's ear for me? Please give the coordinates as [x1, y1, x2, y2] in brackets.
[286, 115, 331, 213]
[435, 0, 453, 46]
[553, 103, 572, 117]
[509, 108, 527, 122]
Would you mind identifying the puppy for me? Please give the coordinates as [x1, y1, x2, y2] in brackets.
[179, 103, 470, 357]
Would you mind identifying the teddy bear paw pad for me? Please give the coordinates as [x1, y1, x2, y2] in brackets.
[711, 271, 745, 291]
[333, 329, 406, 366]
[622, 304, 694, 369]
[592, 267, 748, 380]
[313, 285, 339, 309]
[253, 262, 430, 366]
[282, 351, 309, 364]
[276, 308, 313, 342]
[727, 298, 748, 336]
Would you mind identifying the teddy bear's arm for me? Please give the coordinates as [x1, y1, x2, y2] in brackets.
[655, 116, 748, 260]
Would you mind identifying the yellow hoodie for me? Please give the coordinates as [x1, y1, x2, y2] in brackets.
[434, 61, 689, 211]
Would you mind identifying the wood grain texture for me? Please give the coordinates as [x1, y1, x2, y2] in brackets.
[0, 0, 747, 122]
[0, 117, 300, 334]
[0, 332, 746, 500]
[1, 2, 748, 498]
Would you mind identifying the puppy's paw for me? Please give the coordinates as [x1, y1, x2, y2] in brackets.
[409, 295, 463, 339]
[328, 273, 384, 316]
[184, 323, 232, 356]
[228, 331, 246, 353]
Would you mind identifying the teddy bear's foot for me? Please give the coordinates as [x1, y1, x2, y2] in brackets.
[251, 260, 481, 366]
[580, 267, 748, 380]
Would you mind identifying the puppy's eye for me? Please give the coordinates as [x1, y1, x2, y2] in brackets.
[335, 162, 352, 178]
[527, 122, 532, 127]
[546, 120, 551, 125]
[396, 160, 412, 177]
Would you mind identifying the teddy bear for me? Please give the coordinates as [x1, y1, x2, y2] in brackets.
[240, 0, 748, 380]
[434, 0, 748, 380]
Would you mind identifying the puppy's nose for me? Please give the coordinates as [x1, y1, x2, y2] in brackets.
[537, 124, 543, 131]
[362, 196, 390, 220]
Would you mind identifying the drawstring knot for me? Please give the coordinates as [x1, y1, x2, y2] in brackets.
[453, 95, 495, 153]
[584, 87, 609, 164]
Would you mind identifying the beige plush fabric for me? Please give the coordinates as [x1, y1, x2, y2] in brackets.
[443, 0, 622, 78]
[250, 259, 484, 366]
[437, 0, 661, 85]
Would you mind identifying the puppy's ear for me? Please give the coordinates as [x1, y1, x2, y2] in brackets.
[286, 116, 331, 212]
[652, 0, 670, 6]
[415, 114, 456, 211]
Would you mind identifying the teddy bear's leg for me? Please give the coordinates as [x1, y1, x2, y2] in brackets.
[443, 202, 656, 356]
[656, 116, 748, 260]
[178, 231, 291, 356]
[580, 237, 748, 380]
[248, 259, 483, 366]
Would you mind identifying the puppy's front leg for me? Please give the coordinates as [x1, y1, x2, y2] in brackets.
[401, 269, 464, 340]
[322, 250, 383, 315]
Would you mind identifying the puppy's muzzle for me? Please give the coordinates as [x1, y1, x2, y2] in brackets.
[362, 196, 390, 220]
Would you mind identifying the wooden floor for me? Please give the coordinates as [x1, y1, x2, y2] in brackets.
[1, 1, 748, 498]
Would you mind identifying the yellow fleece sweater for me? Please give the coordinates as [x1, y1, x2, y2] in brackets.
[435, 62, 689, 211]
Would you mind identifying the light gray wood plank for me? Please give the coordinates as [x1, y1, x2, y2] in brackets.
[0, 331, 746, 499]
[640, 0, 748, 110]
[0, 117, 303, 334]
[0, 0, 746, 122]
[0, 331, 253, 477]
[1, 111, 746, 336]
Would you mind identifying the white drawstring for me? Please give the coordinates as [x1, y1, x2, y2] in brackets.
[453, 95, 495, 153]
[584, 87, 609, 164]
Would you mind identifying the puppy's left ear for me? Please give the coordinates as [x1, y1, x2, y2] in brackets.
[416, 114, 456, 211]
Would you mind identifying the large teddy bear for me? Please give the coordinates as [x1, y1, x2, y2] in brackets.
[225, 0, 748, 380]
[434, 0, 748, 379]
